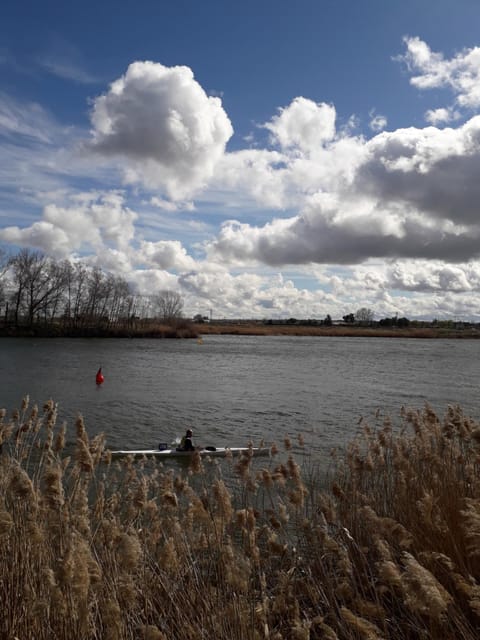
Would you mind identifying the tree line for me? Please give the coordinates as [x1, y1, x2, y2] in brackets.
[2, 248, 467, 335]
[0, 248, 184, 332]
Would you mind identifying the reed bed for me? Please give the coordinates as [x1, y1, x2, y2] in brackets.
[1, 399, 480, 639]
[196, 323, 479, 339]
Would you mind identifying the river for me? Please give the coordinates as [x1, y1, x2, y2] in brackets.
[0, 335, 478, 462]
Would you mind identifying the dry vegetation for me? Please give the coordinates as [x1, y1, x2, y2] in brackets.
[197, 322, 480, 339]
[1, 399, 480, 638]
[0, 319, 198, 339]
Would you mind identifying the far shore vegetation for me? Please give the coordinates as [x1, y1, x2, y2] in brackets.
[1, 247, 479, 339]
[1, 398, 480, 638]
[195, 319, 480, 339]
[3, 319, 480, 340]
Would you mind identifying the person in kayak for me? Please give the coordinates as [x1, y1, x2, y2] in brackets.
[177, 428, 195, 451]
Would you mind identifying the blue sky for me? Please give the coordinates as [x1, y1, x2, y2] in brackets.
[2, 0, 480, 319]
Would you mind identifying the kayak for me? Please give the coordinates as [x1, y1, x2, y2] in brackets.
[109, 446, 270, 459]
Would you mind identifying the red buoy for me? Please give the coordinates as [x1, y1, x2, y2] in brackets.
[96, 367, 104, 385]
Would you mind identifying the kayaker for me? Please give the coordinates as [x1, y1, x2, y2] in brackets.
[177, 428, 195, 451]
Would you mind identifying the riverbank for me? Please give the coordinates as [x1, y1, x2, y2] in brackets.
[1, 321, 479, 339]
[197, 322, 480, 338]
[0, 321, 198, 339]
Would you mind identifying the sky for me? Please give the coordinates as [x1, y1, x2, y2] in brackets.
[2, 0, 480, 320]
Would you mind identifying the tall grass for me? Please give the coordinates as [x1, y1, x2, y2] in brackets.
[1, 399, 480, 639]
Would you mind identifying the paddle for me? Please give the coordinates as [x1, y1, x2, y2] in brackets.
[158, 442, 217, 452]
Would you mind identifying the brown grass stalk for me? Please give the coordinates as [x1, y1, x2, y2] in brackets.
[0, 399, 480, 638]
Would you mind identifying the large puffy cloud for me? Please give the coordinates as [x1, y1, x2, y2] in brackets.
[214, 97, 364, 211]
[208, 108, 480, 266]
[89, 61, 233, 199]
[355, 116, 480, 225]
[208, 206, 480, 267]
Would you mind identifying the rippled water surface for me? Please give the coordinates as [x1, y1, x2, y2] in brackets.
[0, 335, 479, 460]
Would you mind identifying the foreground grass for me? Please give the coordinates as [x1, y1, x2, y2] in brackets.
[1, 400, 480, 638]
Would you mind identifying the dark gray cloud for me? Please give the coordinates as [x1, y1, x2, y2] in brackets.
[356, 118, 480, 225]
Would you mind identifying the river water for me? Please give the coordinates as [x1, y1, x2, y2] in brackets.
[0, 335, 478, 462]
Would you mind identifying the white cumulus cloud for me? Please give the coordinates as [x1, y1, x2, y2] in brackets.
[208, 113, 480, 267]
[6, 37, 480, 320]
[0, 192, 137, 258]
[263, 97, 336, 152]
[424, 107, 460, 125]
[400, 36, 480, 111]
[137, 239, 197, 271]
[88, 61, 233, 199]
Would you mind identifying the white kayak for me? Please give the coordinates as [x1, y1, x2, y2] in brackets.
[109, 446, 271, 459]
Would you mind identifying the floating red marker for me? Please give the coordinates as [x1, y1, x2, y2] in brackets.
[96, 367, 104, 385]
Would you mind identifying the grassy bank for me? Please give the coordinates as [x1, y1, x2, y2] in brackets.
[1, 399, 480, 638]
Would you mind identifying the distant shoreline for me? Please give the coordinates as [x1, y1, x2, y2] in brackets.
[1, 322, 479, 339]
[0, 323, 197, 339]
[196, 322, 480, 339]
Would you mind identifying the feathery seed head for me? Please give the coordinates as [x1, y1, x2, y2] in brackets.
[260, 468, 274, 489]
[0, 508, 13, 537]
[117, 531, 142, 571]
[189, 450, 203, 474]
[401, 552, 452, 620]
[139, 625, 167, 640]
[340, 607, 384, 639]
[75, 438, 94, 472]
[161, 491, 178, 508]
[9, 464, 36, 503]
[53, 424, 66, 452]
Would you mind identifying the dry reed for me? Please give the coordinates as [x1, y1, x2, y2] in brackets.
[1, 397, 480, 638]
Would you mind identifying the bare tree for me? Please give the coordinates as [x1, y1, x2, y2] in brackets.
[355, 307, 374, 324]
[0, 248, 8, 277]
[8, 249, 69, 326]
[0, 248, 8, 313]
[106, 275, 134, 326]
[154, 290, 184, 323]
[41, 260, 71, 322]
[2, 248, 157, 332]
